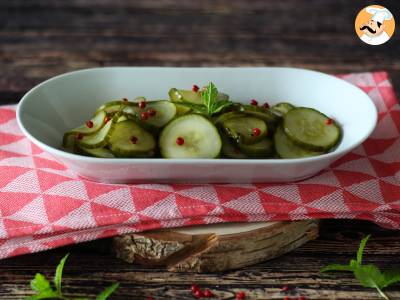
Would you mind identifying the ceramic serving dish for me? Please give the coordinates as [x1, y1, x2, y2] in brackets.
[17, 67, 377, 183]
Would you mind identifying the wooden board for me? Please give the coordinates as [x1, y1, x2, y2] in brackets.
[113, 220, 319, 272]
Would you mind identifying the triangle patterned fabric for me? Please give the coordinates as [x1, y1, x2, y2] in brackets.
[0, 72, 399, 259]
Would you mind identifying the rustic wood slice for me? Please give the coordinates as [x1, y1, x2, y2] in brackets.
[113, 220, 319, 272]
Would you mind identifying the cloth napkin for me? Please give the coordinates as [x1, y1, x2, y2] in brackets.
[0, 71, 399, 260]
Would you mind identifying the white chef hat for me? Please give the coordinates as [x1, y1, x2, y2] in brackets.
[366, 6, 393, 24]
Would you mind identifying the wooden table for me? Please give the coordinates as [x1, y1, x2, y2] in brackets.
[0, 1, 399, 299]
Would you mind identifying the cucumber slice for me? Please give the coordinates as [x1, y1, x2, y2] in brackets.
[169, 88, 229, 105]
[217, 93, 229, 101]
[238, 104, 281, 131]
[62, 132, 76, 149]
[121, 100, 176, 128]
[68, 110, 106, 135]
[221, 132, 247, 159]
[95, 100, 136, 115]
[77, 117, 114, 149]
[144, 101, 176, 128]
[168, 88, 192, 115]
[76, 145, 115, 158]
[222, 116, 267, 145]
[274, 126, 323, 158]
[159, 114, 222, 158]
[213, 112, 246, 125]
[270, 102, 295, 117]
[108, 120, 156, 158]
[238, 138, 274, 158]
[117, 115, 128, 123]
[283, 107, 340, 151]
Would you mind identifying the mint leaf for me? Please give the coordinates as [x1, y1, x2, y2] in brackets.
[95, 283, 119, 300]
[202, 82, 218, 115]
[320, 264, 354, 273]
[321, 235, 400, 299]
[357, 234, 371, 264]
[30, 273, 52, 293]
[354, 264, 386, 288]
[211, 100, 232, 115]
[25, 254, 120, 300]
[382, 269, 400, 288]
[354, 264, 388, 300]
[54, 254, 69, 295]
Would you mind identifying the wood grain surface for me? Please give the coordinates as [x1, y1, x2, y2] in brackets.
[0, 0, 400, 299]
[113, 221, 319, 272]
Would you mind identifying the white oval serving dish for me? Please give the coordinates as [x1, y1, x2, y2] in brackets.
[17, 67, 377, 183]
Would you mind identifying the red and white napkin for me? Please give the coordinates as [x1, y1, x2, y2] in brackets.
[0, 71, 399, 260]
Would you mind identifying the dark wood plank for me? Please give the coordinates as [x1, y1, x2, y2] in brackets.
[0, 0, 399, 103]
[0, 1, 399, 298]
[0, 220, 399, 299]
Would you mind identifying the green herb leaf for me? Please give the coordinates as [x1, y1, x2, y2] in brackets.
[354, 264, 386, 288]
[30, 273, 52, 293]
[28, 273, 59, 300]
[95, 283, 120, 300]
[25, 254, 120, 300]
[201, 82, 232, 116]
[211, 100, 232, 115]
[320, 264, 354, 273]
[354, 264, 388, 300]
[321, 235, 400, 299]
[382, 269, 400, 288]
[202, 82, 218, 115]
[54, 253, 69, 295]
[357, 234, 371, 264]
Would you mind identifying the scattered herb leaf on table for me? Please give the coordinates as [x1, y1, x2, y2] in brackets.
[321, 235, 400, 300]
[26, 254, 119, 300]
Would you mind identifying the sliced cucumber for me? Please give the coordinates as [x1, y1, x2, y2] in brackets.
[270, 102, 295, 117]
[238, 138, 274, 158]
[221, 132, 247, 159]
[62, 132, 76, 149]
[108, 120, 156, 157]
[274, 126, 323, 158]
[121, 100, 176, 128]
[217, 92, 229, 101]
[94, 100, 137, 115]
[222, 116, 267, 145]
[168, 88, 192, 115]
[76, 145, 115, 158]
[169, 88, 229, 105]
[77, 117, 114, 149]
[159, 114, 221, 158]
[68, 110, 106, 135]
[283, 107, 340, 151]
[238, 104, 281, 131]
[117, 115, 128, 123]
[169, 88, 203, 105]
[213, 111, 245, 125]
[144, 101, 176, 127]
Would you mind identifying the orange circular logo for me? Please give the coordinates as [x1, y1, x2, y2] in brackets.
[355, 5, 395, 45]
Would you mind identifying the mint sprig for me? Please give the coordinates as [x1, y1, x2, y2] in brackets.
[26, 254, 119, 300]
[201, 82, 232, 116]
[321, 235, 400, 299]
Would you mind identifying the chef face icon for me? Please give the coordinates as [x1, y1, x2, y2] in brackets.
[355, 5, 395, 45]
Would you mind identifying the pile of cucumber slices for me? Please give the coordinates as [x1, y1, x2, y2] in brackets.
[63, 83, 341, 159]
